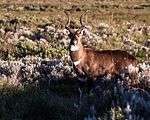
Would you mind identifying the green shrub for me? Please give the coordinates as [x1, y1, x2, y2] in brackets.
[9, 41, 68, 59]
[135, 48, 148, 61]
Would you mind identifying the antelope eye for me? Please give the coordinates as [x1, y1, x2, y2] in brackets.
[76, 32, 80, 37]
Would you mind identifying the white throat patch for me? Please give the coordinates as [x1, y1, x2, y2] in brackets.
[73, 58, 82, 66]
[70, 45, 79, 51]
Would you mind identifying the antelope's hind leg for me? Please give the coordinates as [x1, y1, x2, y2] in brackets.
[129, 72, 139, 87]
[122, 72, 139, 88]
[111, 74, 123, 84]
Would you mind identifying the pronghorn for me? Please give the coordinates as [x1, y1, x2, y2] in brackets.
[63, 11, 138, 94]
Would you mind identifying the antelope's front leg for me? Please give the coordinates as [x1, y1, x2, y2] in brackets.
[77, 76, 88, 105]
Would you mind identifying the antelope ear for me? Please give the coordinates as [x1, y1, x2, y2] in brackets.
[63, 29, 70, 35]
[80, 28, 88, 36]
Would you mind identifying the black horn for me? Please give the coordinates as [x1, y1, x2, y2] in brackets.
[64, 11, 71, 30]
[80, 10, 88, 27]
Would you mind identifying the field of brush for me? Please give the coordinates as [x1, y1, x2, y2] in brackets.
[0, 0, 150, 120]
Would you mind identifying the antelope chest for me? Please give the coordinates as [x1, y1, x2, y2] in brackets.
[73, 60, 93, 77]
[72, 59, 85, 76]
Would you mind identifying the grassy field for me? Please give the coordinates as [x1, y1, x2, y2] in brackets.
[0, 0, 150, 26]
[0, 0, 149, 59]
[0, 0, 150, 120]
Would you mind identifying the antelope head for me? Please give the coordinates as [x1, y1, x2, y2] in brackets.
[63, 11, 88, 52]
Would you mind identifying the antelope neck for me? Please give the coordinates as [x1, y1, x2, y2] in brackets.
[73, 58, 82, 66]
[70, 43, 84, 66]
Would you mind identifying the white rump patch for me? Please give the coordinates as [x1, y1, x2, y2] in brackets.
[73, 59, 82, 66]
[70, 45, 79, 51]
[78, 77, 88, 82]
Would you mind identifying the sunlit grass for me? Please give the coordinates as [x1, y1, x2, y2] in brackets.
[0, 1, 150, 120]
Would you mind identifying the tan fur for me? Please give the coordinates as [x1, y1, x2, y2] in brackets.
[70, 43, 137, 80]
